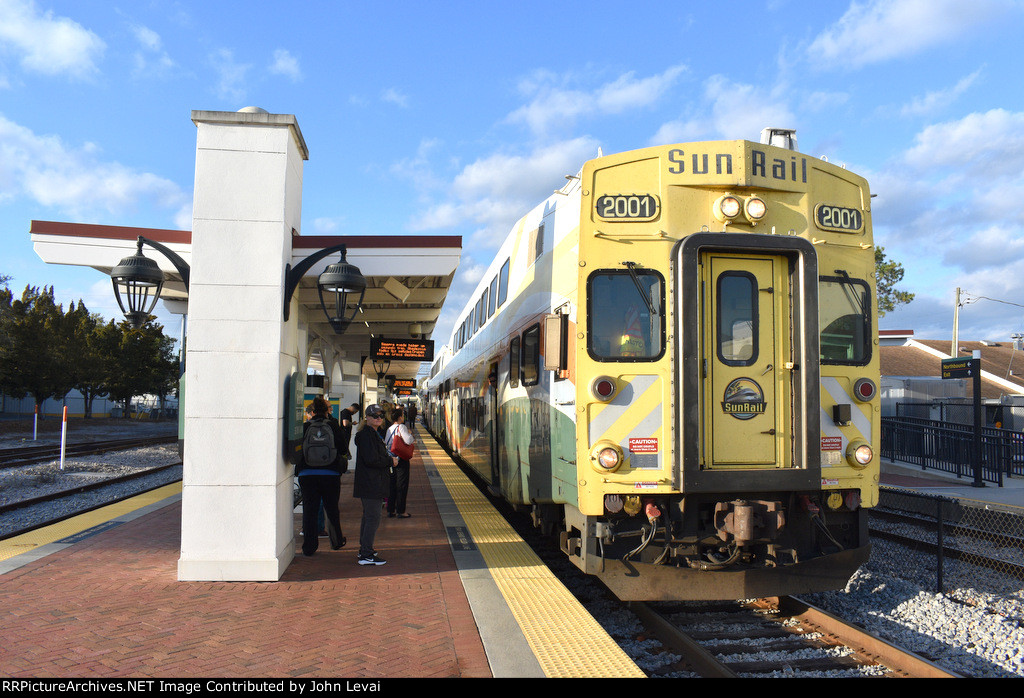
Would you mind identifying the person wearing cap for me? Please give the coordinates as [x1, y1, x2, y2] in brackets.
[353, 404, 395, 565]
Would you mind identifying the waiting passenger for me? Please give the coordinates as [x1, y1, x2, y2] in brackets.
[386, 406, 415, 519]
[296, 396, 346, 556]
[353, 404, 394, 565]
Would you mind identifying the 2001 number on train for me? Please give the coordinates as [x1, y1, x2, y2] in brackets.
[814, 204, 863, 232]
[596, 194, 660, 221]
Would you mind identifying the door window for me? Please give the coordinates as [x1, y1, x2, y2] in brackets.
[717, 271, 757, 366]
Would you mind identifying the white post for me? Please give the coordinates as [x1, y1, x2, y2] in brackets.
[59, 406, 67, 470]
[177, 108, 307, 581]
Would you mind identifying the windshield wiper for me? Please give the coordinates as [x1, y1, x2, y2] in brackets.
[623, 261, 657, 316]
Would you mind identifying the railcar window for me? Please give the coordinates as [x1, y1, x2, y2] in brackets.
[488, 277, 497, 316]
[819, 276, 871, 365]
[509, 336, 521, 388]
[522, 324, 540, 386]
[717, 272, 758, 366]
[498, 259, 510, 308]
[586, 269, 665, 361]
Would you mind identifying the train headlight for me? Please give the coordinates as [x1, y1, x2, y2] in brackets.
[744, 196, 767, 222]
[713, 194, 742, 221]
[846, 439, 873, 468]
[590, 441, 624, 473]
[590, 375, 617, 402]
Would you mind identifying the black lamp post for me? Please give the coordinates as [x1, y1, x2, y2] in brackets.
[110, 236, 191, 328]
[284, 244, 366, 335]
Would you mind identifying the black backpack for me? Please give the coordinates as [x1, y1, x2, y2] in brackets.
[302, 417, 337, 468]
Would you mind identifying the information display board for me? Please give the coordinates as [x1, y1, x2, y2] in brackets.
[370, 337, 434, 362]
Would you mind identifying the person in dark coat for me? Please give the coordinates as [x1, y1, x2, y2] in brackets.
[339, 402, 360, 460]
[353, 404, 394, 565]
[297, 396, 346, 556]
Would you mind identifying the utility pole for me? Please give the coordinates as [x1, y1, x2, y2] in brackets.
[951, 287, 961, 356]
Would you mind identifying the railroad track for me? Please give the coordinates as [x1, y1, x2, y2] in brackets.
[870, 508, 1024, 580]
[628, 595, 962, 678]
[0, 462, 182, 540]
[0, 435, 177, 468]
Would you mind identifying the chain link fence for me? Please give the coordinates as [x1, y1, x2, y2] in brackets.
[870, 487, 1024, 602]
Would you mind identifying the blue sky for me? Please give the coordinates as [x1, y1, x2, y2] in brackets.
[2, 0, 1024, 352]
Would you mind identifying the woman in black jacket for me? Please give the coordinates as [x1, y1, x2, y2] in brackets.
[352, 404, 395, 565]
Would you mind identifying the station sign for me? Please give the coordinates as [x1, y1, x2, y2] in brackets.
[941, 357, 977, 379]
[371, 336, 434, 362]
[393, 378, 416, 389]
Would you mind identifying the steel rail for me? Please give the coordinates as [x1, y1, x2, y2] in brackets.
[769, 595, 963, 678]
[0, 435, 177, 467]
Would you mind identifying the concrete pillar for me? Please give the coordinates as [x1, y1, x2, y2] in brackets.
[178, 108, 307, 581]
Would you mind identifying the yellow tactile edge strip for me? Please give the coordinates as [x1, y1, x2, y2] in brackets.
[0, 482, 182, 563]
[420, 438, 645, 678]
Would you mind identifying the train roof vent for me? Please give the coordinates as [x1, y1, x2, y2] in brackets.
[760, 128, 797, 151]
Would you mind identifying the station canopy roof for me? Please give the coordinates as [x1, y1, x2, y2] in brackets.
[30, 220, 461, 383]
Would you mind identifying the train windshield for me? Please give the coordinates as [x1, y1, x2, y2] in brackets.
[587, 269, 664, 360]
[819, 276, 871, 364]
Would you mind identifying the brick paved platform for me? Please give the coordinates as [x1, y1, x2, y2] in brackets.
[0, 452, 490, 678]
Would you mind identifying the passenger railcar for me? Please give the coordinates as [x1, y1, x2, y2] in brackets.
[424, 130, 879, 600]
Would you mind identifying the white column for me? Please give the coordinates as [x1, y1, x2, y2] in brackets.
[178, 108, 307, 581]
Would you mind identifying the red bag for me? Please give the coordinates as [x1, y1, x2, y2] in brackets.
[388, 427, 414, 460]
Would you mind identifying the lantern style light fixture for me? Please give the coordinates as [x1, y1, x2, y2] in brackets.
[372, 357, 391, 381]
[109, 236, 190, 328]
[283, 244, 367, 335]
[317, 248, 367, 334]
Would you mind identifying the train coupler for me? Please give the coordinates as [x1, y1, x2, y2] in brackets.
[713, 499, 785, 546]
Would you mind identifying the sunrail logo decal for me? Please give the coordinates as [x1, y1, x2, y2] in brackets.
[722, 378, 766, 420]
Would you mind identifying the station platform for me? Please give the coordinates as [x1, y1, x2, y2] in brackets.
[880, 459, 1024, 512]
[0, 431, 644, 680]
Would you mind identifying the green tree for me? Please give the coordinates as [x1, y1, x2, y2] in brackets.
[69, 304, 107, 418]
[0, 286, 77, 413]
[101, 318, 179, 417]
[875, 246, 915, 316]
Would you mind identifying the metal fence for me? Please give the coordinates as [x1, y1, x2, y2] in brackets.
[871, 487, 1024, 600]
[881, 415, 1024, 485]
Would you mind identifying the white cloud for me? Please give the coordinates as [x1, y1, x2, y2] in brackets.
[650, 75, 795, 145]
[381, 87, 409, 108]
[210, 48, 250, 103]
[875, 109, 1024, 338]
[269, 49, 302, 82]
[903, 108, 1024, 176]
[0, 112, 188, 219]
[0, 0, 106, 79]
[130, 24, 174, 79]
[807, 0, 1011, 69]
[900, 69, 981, 118]
[941, 226, 1024, 272]
[414, 137, 599, 243]
[507, 65, 686, 136]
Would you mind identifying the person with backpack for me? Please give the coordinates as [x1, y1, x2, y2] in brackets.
[297, 396, 346, 556]
[385, 405, 415, 519]
[352, 404, 395, 565]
